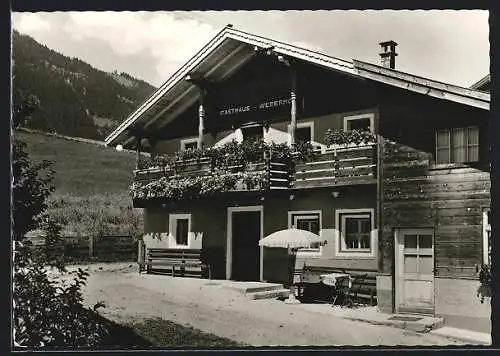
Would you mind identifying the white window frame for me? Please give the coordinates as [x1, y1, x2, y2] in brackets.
[287, 121, 315, 142]
[435, 126, 480, 165]
[335, 208, 375, 257]
[343, 113, 375, 133]
[288, 210, 322, 257]
[483, 208, 491, 265]
[180, 137, 198, 151]
[169, 213, 192, 248]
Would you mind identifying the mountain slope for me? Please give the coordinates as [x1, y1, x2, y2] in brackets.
[12, 30, 156, 140]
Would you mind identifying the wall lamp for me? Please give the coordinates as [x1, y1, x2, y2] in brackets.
[289, 194, 295, 200]
[115, 144, 123, 152]
[331, 191, 340, 198]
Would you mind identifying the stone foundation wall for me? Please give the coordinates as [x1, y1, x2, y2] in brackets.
[376, 274, 393, 314]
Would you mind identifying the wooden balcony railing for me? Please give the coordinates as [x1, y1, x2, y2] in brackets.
[133, 143, 377, 200]
[291, 143, 378, 189]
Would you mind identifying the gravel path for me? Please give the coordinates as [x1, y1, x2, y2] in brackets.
[68, 263, 462, 347]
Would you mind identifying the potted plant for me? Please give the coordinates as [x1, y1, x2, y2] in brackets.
[477, 264, 491, 303]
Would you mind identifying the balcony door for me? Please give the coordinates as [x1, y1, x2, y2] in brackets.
[395, 228, 435, 314]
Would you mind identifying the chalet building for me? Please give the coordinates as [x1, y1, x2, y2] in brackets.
[105, 26, 491, 322]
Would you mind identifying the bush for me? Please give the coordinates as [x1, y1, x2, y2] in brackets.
[14, 242, 109, 347]
[13, 95, 112, 348]
[47, 193, 142, 239]
[477, 264, 492, 304]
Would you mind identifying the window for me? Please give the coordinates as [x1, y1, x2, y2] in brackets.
[288, 121, 314, 143]
[483, 208, 491, 265]
[435, 126, 479, 164]
[180, 138, 198, 151]
[241, 125, 264, 142]
[343, 114, 375, 133]
[169, 214, 191, 247]
[288, 211, 322, 254]
[335, 209, 375, 256]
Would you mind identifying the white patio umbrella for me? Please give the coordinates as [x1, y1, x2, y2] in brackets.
[259, 228, 327, 304]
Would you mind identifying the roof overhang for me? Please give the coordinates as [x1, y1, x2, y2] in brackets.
[352, 60, 490, 110]
[470, 74, 491, 91]
[105, 26, 490, 148]
[105, 26, 356, 148]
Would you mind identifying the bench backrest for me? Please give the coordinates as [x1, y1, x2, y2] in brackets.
[146, 248, 202, 261]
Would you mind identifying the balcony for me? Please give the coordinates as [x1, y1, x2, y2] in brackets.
[292, 143, 378, 189]
[131, 139, 377, 204]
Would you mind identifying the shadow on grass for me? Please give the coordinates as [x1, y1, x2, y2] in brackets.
[13, 311, 244, 350]
[93, 313, 155, 349]
[124, 317, 245, 349]
[94, 314, 244, 349]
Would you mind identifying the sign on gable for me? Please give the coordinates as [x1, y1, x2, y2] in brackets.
[218, 98, 292, 117]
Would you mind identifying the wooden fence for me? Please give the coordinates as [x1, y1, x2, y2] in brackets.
[31, 235, 138, 262]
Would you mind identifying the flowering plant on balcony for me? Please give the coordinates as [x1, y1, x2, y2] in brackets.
[324, 129, 377, 147]
[130, 170, 269, 201]
[140, 139, 316, 171]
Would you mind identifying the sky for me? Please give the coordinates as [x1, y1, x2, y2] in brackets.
[11, 10, 490, 88]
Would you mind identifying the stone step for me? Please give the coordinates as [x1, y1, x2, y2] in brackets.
[246, 288, 290, 300]
[219, 282, 285, 295]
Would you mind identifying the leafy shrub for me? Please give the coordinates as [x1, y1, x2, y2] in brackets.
[47, 193, 142, 239]
[477, 264, 492, 304]
[14, 242, 110, 347]
[13, 95, 112, 348]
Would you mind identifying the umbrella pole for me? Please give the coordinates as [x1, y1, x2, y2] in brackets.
[285, 247, 300, 304]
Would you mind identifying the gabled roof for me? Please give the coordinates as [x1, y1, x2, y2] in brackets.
[105, 26, 490, 148]
[470, 74, 490, 92]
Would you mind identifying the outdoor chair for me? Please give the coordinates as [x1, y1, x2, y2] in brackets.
[334, 273, 368, 308]
[330, 275, 351, 306]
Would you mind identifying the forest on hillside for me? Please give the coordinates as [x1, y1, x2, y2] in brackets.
[12, 30, 157, 140]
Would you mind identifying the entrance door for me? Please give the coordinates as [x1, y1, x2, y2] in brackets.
[395, 229, 435, 314]
[230, 210, 262, 281]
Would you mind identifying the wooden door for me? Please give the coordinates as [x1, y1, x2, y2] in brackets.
[395, 229, 435, 314]
[231, 211, 262, 281]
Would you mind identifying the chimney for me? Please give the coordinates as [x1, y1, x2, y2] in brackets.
[379, 40, 398, 69]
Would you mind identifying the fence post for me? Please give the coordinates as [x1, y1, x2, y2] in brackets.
[89, 235, 94, 259]
[137, 238, 144, 264]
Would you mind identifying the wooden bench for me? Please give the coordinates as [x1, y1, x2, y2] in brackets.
[138, 248, 212, 279]
[298, 266, 377, 306]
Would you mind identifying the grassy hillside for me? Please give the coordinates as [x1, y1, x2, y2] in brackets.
[15, 130, 143, 237]
[16, 130, 136, 195]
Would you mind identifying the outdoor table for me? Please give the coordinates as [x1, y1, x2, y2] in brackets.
[320, 273, 352, 288]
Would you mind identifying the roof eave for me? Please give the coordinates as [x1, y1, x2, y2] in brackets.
[353, 60, 490, 111]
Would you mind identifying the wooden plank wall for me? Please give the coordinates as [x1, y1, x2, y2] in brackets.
[381, 140, 490, 278]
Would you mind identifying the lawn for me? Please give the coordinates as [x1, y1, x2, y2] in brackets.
[117, 318, 245, 349]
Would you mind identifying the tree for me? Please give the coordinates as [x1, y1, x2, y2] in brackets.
[12, 94, 109, 348]
[12, 92, 54, 241]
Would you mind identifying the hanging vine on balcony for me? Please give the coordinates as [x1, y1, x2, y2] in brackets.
[130, 171, 269, 201]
